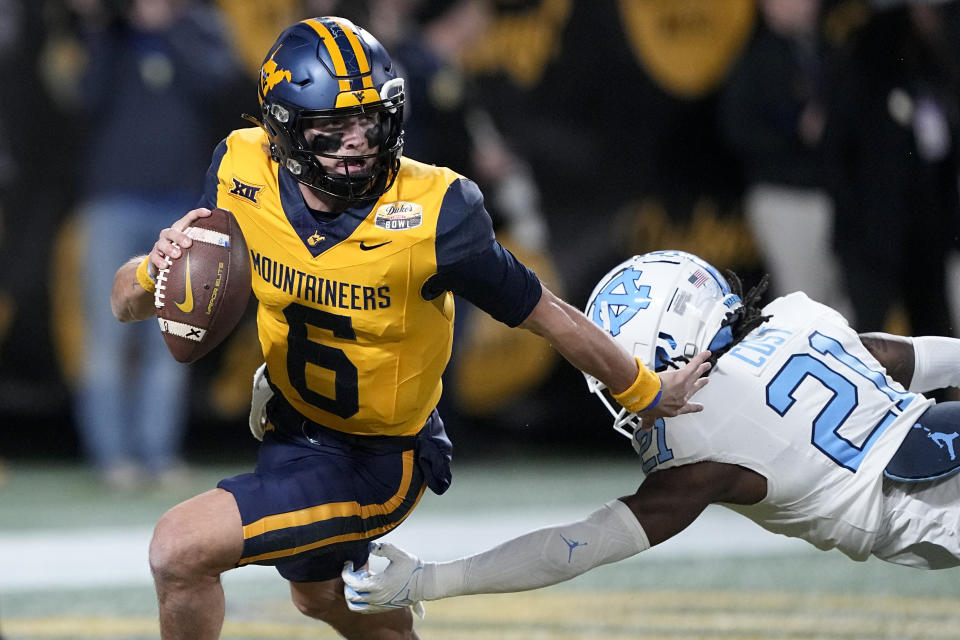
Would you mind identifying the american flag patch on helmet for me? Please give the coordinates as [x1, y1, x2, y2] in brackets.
[688, 269, 710, 287]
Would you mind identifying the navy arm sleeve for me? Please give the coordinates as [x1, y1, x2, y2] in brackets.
[195, 139, 229, 209]
[422, 178, 542, 327]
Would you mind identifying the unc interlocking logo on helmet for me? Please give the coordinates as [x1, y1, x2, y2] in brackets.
[252, 16, 405, 203]
[589, 267, 652, 337]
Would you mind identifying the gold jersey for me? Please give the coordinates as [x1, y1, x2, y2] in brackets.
[206, 127, 461, 436]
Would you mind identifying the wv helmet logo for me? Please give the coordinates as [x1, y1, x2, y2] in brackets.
[260, 45, 292, 98]
[591, 267, 651, 336]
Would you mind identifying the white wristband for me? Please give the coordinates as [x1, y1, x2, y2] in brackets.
[909, 335, 960, 393]
[423, 499, 650, 599]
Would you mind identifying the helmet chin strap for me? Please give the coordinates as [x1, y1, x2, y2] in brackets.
[241, 112, 264, 129]
[322, 170, 373, 201]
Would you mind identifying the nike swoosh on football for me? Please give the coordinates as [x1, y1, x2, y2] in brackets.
[175, 253, 194, 313]
[359, 240, 392, 251]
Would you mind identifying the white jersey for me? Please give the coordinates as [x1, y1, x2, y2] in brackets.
[639, 293, 933, 561]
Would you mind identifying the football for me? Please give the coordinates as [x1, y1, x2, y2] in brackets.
[154, 208, 251, 363]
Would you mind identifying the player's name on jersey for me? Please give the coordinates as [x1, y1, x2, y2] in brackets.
[250, 251, 391, 311]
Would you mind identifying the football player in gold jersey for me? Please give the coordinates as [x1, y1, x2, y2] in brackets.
[110, 16, 711, 640]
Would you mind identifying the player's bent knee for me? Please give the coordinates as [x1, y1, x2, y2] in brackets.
[290, 582, 416, 639]
[294, 597, 415, 639]
[149, 490, 243, 584]
[290, 582, 341, 620]
[290, 593, 328, 620]
[149, 509, 202, 583]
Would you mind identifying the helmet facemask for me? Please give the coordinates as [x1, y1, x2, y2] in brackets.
[261, 78, 404, 202]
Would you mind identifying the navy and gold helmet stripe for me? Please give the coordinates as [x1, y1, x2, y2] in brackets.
[237, 450, 424, 565]
[302, 17, 380, 107]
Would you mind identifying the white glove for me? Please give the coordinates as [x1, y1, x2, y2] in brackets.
[342, 542, 426, 618]
[248, 363, 272, 441]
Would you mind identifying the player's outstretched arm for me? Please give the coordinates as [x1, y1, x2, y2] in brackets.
[342, 463, 757, 613]
[519, 286, 710, 416]
[110, 208, 212, 322]
[343, 499, 650, 613]
[860, 332, 960, 393]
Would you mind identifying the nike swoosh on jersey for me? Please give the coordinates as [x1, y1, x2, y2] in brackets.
[175, 253, 194, 313]
[359, 240, 393, 251]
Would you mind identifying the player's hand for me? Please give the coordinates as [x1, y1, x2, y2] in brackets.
[640, 350, 711, 424]
[342, 542, 426, 618]
[147, 208, 212, 275]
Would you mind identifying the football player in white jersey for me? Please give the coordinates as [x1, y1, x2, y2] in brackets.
[342, 250, 960, 612]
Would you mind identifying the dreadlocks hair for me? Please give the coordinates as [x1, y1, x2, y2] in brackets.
[706, 270, 772, 369]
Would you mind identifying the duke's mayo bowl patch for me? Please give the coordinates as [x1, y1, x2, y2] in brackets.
[375, 202, 423, 230]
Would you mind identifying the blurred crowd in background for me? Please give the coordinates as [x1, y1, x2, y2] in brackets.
[2, 0, 960, 486]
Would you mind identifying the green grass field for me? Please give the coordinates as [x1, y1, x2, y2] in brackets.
[3, 457, 959, 639]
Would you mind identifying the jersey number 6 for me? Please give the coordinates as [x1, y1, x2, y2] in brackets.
[283, 302, 360, 419]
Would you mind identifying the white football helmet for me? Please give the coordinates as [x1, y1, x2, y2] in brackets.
[584, 250, 742, 438]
